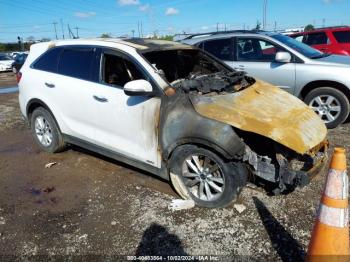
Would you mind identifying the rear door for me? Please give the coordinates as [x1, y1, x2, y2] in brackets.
[230, 37, 296, 93]
[200, 38, 234, 64]
[303, 32, 331, 54]
[52, 46, 100, 142]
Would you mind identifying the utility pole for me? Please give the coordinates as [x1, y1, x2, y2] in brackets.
[274, 21, 277, 32]
[132, 30, 135, 38]
[60, 19, 65, 39]
[141, 21, 143, 38]
[216, 22, 219, 32]
[263, 0, 268, 30]
[322, 18, 326, 28]
[137, 21, 140, 37]
[53, 22, 58, 40]
[74, 26, 80, 38]
[224, 24, 227, 31]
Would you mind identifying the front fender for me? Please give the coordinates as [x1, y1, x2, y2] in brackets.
[159, 92, 246, 161]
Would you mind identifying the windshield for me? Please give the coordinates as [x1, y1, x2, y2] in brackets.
[271, 34, 325, 59]
[142, 48, 254, 94]
[0, 54, 13, 61]
[142, 49, 230, 83]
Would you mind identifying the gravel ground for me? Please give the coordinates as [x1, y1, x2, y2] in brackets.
[0, 72, 349, 260]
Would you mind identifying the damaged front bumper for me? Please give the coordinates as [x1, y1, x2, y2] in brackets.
[243, 140, 328, 192]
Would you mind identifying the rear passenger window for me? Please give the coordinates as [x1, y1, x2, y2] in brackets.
[33, 47, 62, 73]
[333, 31, 350, 43]
[304, 32, 329, 45]
[58, 48, 95, 81]
[203, 38, 233, 61]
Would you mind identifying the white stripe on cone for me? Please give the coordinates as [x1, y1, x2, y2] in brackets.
[318, 205, 349, 228]
[324, 169, 348, 199]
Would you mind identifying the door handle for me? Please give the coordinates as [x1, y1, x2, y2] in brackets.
[45, 82, 55, 88]
[93, 95, 108, 103]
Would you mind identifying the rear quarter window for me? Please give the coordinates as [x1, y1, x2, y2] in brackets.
[57, 47, 95, 81]
[32, 47, 63, 73]
[333, 31, 350, 43]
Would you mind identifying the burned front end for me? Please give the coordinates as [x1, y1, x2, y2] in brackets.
[141, 46, 328, 193]
[241, 131, 327, 193]
[190, 79, 328, 193]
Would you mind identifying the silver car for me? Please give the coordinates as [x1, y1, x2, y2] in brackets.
[181, 31, 350, 128]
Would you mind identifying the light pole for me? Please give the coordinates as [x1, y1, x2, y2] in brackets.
[263, 0, 268, 30]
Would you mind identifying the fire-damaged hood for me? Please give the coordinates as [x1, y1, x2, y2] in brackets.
[190, 80, 327, 154]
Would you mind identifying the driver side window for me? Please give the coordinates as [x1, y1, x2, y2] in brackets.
[236, 38, 283, 62]
[102, 53, 145, 88]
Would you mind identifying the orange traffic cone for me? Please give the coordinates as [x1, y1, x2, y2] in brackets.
[307, 148, 350, 261]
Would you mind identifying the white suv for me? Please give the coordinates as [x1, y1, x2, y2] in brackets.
[19, 38, 328, 208]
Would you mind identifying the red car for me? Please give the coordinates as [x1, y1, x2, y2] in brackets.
[290, 27, 350, 56]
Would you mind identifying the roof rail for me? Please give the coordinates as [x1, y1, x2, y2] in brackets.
[183, 30, 265, 40]
[315, 25, 350, 30]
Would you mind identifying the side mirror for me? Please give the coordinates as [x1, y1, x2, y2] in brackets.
[275, 51, 292, 63]
[124, 79, 153, 96]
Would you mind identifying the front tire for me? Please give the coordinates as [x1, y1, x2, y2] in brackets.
[30, 107, 66, 153]
[169, 145, 247, 208]
[304, 87, 350, 129]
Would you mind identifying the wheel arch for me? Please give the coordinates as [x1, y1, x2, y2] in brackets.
[166, 138, 234, 163]
[300, 80, 350, 102]
[26, 99, 61, 131]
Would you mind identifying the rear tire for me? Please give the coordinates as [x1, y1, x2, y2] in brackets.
[30, 107, 66, 153]
[304, 87, 349, 129]
[169, 145, 247, 208]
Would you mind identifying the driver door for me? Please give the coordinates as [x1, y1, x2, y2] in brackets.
[230, 37, 296, 94]
[92, 49, 161, 168]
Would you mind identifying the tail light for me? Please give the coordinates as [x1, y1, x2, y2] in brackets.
[16, 72, 22, 83]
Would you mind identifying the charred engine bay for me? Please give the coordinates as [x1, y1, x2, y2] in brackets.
[171, 71, 255, 94]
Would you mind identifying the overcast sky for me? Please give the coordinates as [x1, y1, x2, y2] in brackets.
[0, 0, 349, 42]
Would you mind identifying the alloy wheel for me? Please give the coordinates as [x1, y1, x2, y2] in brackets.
[34, 116, 53, 147]
[309, 95, 341, 123]
[181, 154, 225, 201]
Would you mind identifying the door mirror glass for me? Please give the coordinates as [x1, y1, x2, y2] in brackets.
[275, 51, 292, 63]
[124, 79, 153, 96]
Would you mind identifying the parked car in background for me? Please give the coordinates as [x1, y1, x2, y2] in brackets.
[18, 38, 327, 208]
[181, 30, 350, 128]
[0, 54, 15, 72]
[290, 27, 350, 56]
[11, 53, 28, 73]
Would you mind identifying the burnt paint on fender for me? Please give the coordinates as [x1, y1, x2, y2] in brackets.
[158, 91, 246, 161]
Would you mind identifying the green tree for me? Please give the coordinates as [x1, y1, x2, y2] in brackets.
[153, 35, 174, 41]
[41, 38, 51, 42]
[26, 36, 35, 42]
[100, 33, 112, 38]
[304, 24, 315, 32]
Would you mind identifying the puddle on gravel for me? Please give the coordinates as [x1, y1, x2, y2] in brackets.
[0, 86, 18, 94]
